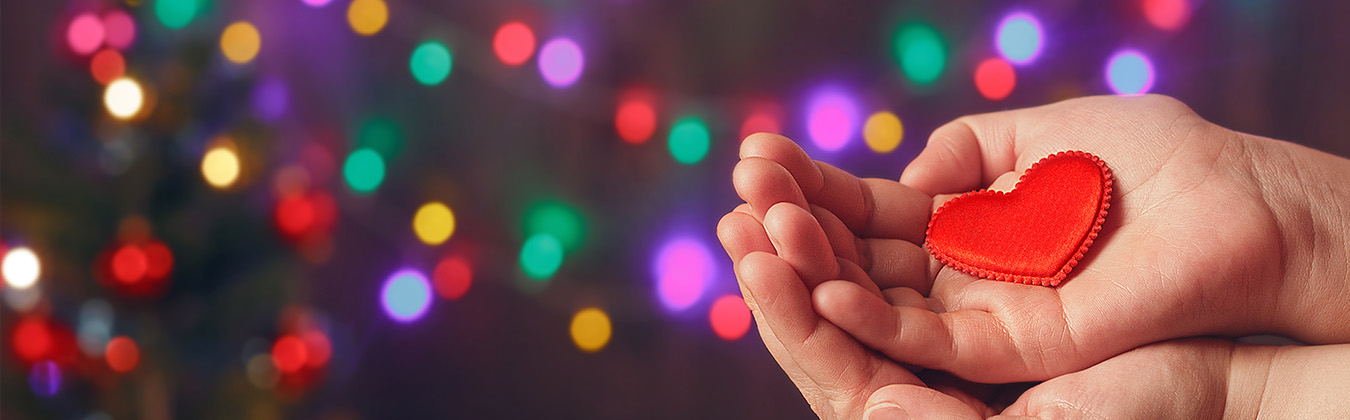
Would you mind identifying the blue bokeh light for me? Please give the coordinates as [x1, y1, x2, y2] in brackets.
[381, 269, 433, 323]
[1105, 50, 1155, 95]
[996, 13, 1044, 65]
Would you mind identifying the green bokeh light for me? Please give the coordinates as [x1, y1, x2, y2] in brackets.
[893, 23, 946, 85]
[409, 41, 453, 86]
[343, 148, 386, 194]
[155, 0, 199, 29]
[667, 116, 711, 165]
[524, 200, 586, 252]
[357, 117, 401, 160]
[520, 233, 564, 280]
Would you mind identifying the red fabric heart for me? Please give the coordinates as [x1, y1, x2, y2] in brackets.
[925, 151, 1112, 287]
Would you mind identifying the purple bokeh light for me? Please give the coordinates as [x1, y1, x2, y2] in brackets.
[805, 86, 859, 152]
[538, 38, 584, 88]
[252, 76, 289, 122]
[29, 361, 60, 397]
[381, 269, 433, 323]
[654, 237, 712, 311]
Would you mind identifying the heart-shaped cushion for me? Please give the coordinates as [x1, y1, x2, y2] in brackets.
[925, 151, 1112, 286]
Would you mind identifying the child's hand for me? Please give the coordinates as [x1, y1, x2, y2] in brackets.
[726, 94, 1350, 382]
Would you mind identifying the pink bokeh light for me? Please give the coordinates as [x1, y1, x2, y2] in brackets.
[654, 237, 713, 311]
[806, 87, 858, 152]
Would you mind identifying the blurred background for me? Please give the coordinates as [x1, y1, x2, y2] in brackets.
[2, 0, 1348, 418]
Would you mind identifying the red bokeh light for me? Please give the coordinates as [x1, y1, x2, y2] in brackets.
[739, 103, 783, 141]
[709, 295, 752, 341]
[493, 22, 536, 66]
[272, 335, 308, 374]
[1143, 0, 1191, 31]
[13, 318, 53, 363]
[105, 336, 140, 373]
[302, 330, 332, 368]
[144, 241, 174, 279]
[276, 190, 337, 241]
[615, 89, 657, 144]
[90, 49, 125, 85]
[432, 255, 473, 300]
[974, 58, 1016, 101]
[111, 244, 148, 283]
[101, 10, 136, 50]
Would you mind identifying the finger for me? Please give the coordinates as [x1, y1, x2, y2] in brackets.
[863, 238, 937, 295]
[732, 157, 809, 220]
[810, 204, 862, 265]
[716, 207, 775, 265]
[763, 202, 840, 285]
[813, 280, 1035, 382]
[837, 257, 884, 298]
[814, 165, 933, 243]
[737, 252, 922, 415]
[864, 384, 985, 420]
[899, 109, 1034, 197]
[881, 287, 927, 309]
[740, 133, 825, 195]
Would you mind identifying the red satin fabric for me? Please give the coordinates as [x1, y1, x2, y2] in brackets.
[925, 151, 1112, 286]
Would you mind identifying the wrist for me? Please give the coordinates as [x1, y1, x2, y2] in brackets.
[1244, 135, 1350, 342]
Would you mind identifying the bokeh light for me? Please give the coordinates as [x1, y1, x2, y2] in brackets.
[101, 10, 136, 50]
[301, 331, 332, 368]
[357, 117, 402, 159]
[67, 13, 105, 56]
[12, 318, 52, 362]
[1144, 0, 1192, 31]
[615, 91, 657, 144]
[519, 233, 564, 280]
[90, 49, 126, 85]
[78, 300, 114, 357]
[105, 336, 140, 373]
[251, 76, 289, 122]
[381, 269, 433, 323]
[3, 247, 40, 289]
[974, 58, 1016, 100]
[29, 361, 60, 397]
[863, 111, 903, 153]
[201, 145, 242, 188]
[569, 307, 612, 353]
[103, 77, 144, 119]
[739, 104, 783, 140]
[709, 295, 752, 341]
[111, 245, 148, 283]
[410, 41, 453, 86]
[347, 0, 389, 36]
[303, 0, 332, 7]
[806, 87, 859, 151]
[1105, 50, 1155, 95]
[995, 13, 1044, 65]
[538, 38, 584, 88]
[893, 23, 946, 85]
[246, 353, 279, 389]
[220, 22, 262, 64]
[493, 22, 536, 66]
[143, 241, 174, 280]
[432, 255, 472, 300]
[155, 0, 199, 29]
[524, 200, 586, 252]
[654, 237, 712, 311]
[271, 335, 307, 373]
[667, 116, 710, 165]
[412, 201, 455, 245]
[343, 148, 385, 194]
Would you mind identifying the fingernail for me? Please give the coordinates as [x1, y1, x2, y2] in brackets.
[864, 403, 909, 420]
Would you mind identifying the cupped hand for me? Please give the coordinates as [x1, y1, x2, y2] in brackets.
[734, 95, 1301, 382]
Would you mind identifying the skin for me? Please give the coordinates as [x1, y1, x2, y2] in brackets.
[718, 95, 1350, 417]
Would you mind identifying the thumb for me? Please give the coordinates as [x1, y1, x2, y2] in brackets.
[864, 384, 984, 420]
[898, 109, 1031, 197]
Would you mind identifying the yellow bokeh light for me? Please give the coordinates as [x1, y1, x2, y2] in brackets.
[220, 22, 261, 64]
[569, 307, 611, 353]
[413, 202, 455, 245]
[104, 77, 143, 119]
[201, 145, 241, 188]
[2, 247, 41, 290]
[347, 0, 388, 36]
[863, 111, 904, 154]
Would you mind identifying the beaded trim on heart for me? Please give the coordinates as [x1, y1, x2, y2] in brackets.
[924, 150, 1113, 287]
